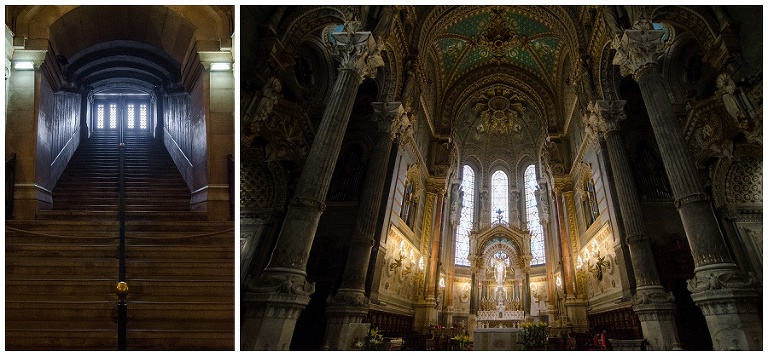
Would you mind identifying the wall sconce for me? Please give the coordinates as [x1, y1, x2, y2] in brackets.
[587, 252, 610, 282]
[555, 276, 563, 289]
[439, 276, 446, 289]
[390, 240, 418, 276]
[591, 240, 600, 258]
[13, 61, 35, 70]
[389, 254, 403, 272]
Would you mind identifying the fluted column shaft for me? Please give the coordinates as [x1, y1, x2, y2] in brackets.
[591, 100, 664, 287]
[242, 26, 383, 351]
[613, 19, 761, 350]
[553, 186, 575, 298]
[323, 102, 403, 350]
[426, 186, 446, 301]
[590, 100, 680, 350]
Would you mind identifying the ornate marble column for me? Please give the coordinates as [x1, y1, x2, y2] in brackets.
[242, 23, 383, 350]
[587, 100, 681, 350]
[324, 102, 405, 350]
[613, 19, 762, 350]
[553, 179, 575, 299]
[538, 182, 559, 324]
[561, 188, 589, 332]
[415, 179, 446, 331]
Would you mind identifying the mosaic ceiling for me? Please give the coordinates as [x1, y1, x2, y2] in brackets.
[434, 7, 562, 86]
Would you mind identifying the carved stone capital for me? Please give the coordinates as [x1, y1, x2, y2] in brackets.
[612, 19, 666, 78]
[593, 100, 628, 136]
[371, 101, 405, 138]
[326, 24, 384, 81]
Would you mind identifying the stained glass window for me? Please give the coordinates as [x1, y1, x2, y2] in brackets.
[455, 165, 475, 266]
[490, 170, 509, 225]
[525, 165, 545, 265]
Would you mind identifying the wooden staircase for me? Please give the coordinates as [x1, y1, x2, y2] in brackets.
[6, 130, 234, 350]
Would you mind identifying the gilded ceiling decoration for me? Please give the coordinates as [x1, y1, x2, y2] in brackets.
[472, 86, 527, 136]
[434, 7, 562, 87]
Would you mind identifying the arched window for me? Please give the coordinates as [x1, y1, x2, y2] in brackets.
[582, 177, 599, 227]
[400, 179, 420, 228]
[490, 170, 509, 225]
[524, 165, 545, 265]
[455, 165, 475, 266]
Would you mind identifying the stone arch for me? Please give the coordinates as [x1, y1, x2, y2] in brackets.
[661, 32, 711, 103]
[13, 5, 231, 64]
[475, 225, 532, 269]
[652, 6, 719, 51]
[278, 6, 345, 54]
[480, 241, 524, 277]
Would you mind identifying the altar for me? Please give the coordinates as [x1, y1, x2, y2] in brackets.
[473, 328, 522, 351]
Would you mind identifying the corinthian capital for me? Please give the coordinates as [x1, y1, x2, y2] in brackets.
[326, 23, 384, 80]
[371, 101, 403, 138]
[592, 100, 627, 137]
[612, 18, 666, 77]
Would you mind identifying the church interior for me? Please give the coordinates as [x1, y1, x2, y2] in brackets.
[240, 5, 763, 351]
[5, 5, 235, 350]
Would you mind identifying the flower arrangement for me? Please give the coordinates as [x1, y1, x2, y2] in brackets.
[355, 326, 385, 350]
[453, 334, 472, 350]
[518, 321, 548, 350]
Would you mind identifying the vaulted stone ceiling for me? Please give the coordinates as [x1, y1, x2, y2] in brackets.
[432, 7, 563, 86]
[9, 5, 234, 91]
[416, 5, 581, 162]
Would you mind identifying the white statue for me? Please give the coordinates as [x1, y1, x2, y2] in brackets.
[494, 258, 506, 286]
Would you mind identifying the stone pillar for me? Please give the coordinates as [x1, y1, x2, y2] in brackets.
[415, 180, 446, 331]
[613, 19, 762, 350]
[242, 23, 383, 350]
[553, 180, 576, 299]
[6, 43, 49, 219]
[562, 190, 589, 332]
[323, 102, 404, 350]
[368, 133, 408, 304]
[444, 182, 461, 327]
[196, 47, 235, 220]
[539, 182, 559, 324]
[587, 100, 680, 350]
[467, 265, 478, 335]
